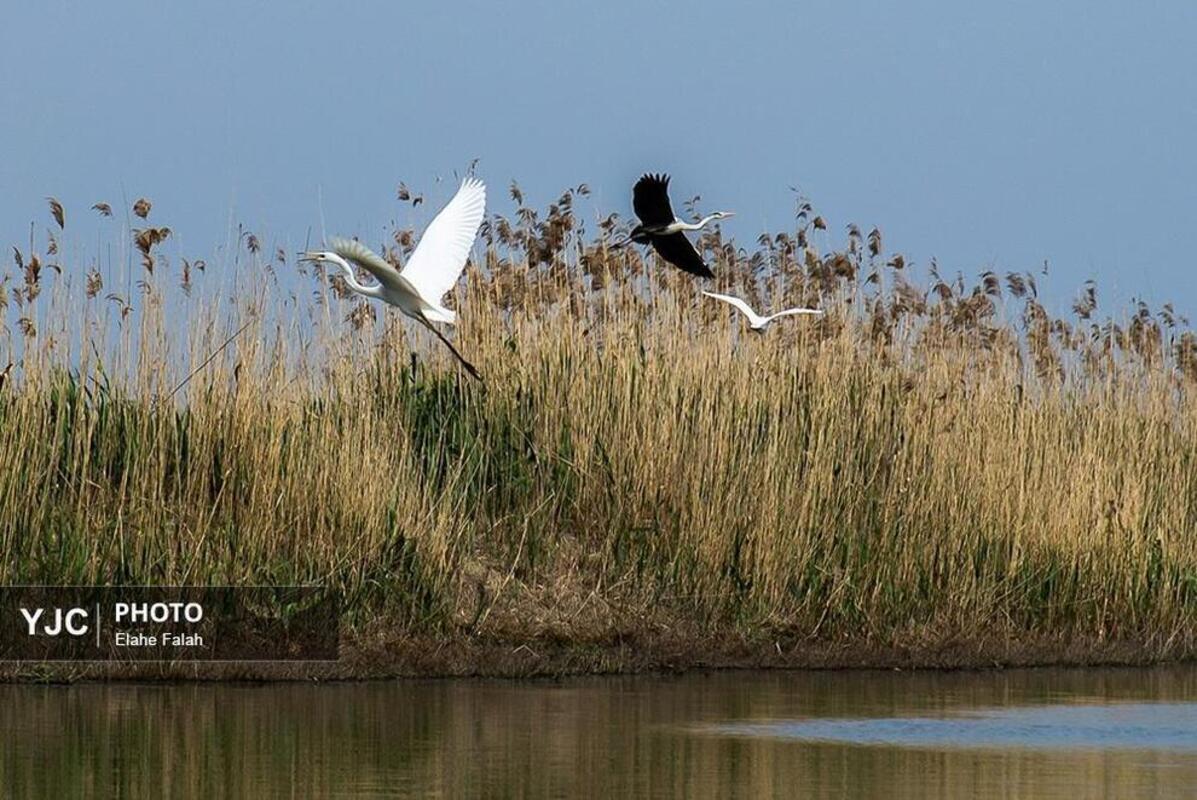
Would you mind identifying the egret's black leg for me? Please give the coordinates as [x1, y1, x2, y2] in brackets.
[423, 321, 483, 382]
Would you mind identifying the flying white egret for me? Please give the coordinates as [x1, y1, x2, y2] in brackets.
[301, 177, 486, 380]
[702, 291, 823, 331]
[626, 173, 733, 279]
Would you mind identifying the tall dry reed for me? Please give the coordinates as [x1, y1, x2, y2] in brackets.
[2, 186, 1196, 659]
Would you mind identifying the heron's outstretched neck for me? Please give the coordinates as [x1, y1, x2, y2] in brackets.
[670, 214, 726, 233]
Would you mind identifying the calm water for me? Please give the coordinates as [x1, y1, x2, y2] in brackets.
[4, 667, 1197, 798]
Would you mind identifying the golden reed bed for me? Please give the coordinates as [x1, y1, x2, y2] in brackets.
[2, 185, 1196, 678]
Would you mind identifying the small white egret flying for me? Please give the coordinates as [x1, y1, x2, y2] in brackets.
[301, 177, 486, 380]
[702, 291, 823, 331]
[627, 173, 733, 279]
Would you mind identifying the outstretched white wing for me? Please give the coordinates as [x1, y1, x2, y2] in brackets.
[766, 307, 824, 322]
[401, 177, 487, 304]
[702, 291, 764, 326]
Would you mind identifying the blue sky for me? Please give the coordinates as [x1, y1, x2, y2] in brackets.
[3, 1, 1196, 315]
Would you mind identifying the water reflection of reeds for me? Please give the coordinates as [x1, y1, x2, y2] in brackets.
[3, 667, 1197, 798]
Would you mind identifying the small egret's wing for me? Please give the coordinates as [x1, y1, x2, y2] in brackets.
[632, 173, 675, 226]
[401, 177, 486, 304]
[702, 291, 762, 325]
[329, 237, 409, 293]
[766, 306, 824, 322]
[651, 232, 713, 278]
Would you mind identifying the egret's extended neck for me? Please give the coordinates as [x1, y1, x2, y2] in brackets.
[328, 255, 382, 299]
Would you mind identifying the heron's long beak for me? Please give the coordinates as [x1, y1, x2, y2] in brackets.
[298, 251, 320, 262]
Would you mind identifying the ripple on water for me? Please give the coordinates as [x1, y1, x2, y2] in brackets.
[705, 702, 1197, 752]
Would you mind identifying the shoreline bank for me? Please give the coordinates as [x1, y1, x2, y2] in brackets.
[2, 631, 1190, 682]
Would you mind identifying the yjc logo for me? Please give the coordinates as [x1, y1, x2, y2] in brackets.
[20, 607, 90, 636]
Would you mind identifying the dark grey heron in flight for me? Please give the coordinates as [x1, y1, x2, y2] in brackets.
[627, 173, 733, 279]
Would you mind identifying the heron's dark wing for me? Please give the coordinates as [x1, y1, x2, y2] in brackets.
[632, 173, 675, 226]
[651, 232, 713, 279]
